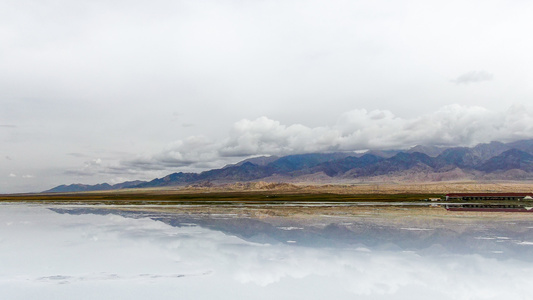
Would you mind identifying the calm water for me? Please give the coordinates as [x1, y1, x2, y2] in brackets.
[2, 203, 533, 299]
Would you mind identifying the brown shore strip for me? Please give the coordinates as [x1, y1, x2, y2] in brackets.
[1, 181, 533, 203]
[3, 180, 533, 195]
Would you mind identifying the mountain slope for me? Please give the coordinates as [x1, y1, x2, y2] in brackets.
[44, 139, 533, 192]
[478, 149, 533, 172]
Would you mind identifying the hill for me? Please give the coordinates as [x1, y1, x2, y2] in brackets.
[44, 139, 533, 192]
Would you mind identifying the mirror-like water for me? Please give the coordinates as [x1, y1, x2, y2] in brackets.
[2, 203, 533, 299]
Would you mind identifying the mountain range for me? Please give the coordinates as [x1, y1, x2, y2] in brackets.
[45, 139, 533, 193]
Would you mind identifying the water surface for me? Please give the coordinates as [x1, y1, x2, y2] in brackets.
[2, 203, 533, 299]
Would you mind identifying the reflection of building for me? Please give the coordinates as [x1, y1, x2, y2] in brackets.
[446, 193, 533, 201]
[445, 204, 533, 212]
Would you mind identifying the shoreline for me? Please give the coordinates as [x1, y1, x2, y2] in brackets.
[2, 181, 533, 222]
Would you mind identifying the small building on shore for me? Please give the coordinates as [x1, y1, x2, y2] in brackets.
[446, 193, 533, 201]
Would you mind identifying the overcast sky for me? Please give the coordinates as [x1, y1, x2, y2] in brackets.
[2, 0, 533, 193]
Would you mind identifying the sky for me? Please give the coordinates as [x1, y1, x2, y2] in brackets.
[2, 0, 533, 193]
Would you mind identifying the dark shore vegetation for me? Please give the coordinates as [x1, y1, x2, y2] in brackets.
[0, 190, 443, 205]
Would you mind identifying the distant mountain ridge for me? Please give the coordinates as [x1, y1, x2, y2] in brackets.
[47, 181, 145, 193]
[44, 139, 533, 193]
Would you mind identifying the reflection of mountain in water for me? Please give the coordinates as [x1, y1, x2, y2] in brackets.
[50, 207, 533, 261]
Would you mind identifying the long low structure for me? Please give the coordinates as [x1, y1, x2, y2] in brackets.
[446, 193, 533, 201]
[446, 204, 533, 212]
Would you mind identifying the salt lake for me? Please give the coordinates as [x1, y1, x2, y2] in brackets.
[2, 203, 533, 299]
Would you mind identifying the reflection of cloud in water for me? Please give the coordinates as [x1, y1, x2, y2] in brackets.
[517, 241, 533, 245]
[400, 227, 434, 231]
[2, 204, 533, 299]
[33, 272, 210, 284]
[277, 227, 303, 231]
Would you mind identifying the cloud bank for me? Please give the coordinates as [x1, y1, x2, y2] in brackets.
[117, 104, 533, 173]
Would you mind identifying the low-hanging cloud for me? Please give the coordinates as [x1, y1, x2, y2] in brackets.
[452, 70, 494, 84]
[118, 104, 533, 172]
[122, 136, 226, 171]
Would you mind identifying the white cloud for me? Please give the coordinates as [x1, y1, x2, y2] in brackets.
[8, 173, 16, 177]
[220, 117, 340, 157]
[227, 104, 533, 152]
[452, 71, 494, 84]
[122, 136, 226, 172]
[84, 158, 102, 168]
[116, 104, 533, 173]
